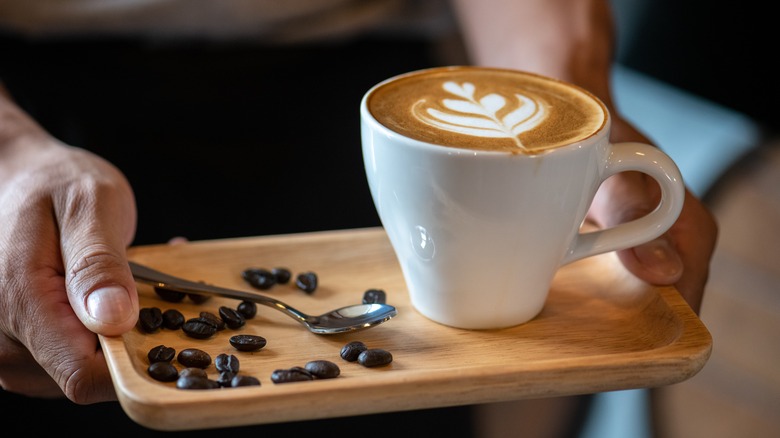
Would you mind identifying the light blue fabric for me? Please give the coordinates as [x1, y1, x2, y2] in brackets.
[578, 65, 761, 438]
[580, 389, 652, 438]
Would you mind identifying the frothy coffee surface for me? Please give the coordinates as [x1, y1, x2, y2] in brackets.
[367, 66, 606, 153]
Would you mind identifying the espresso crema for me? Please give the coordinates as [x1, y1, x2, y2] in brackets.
[367, 66, 607, 153]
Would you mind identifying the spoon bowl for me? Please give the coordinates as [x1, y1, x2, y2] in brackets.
[128, 261, 397, 334]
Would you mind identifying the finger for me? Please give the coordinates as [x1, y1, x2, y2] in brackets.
[0, 310, 117, 403]
[168, 236, 189, 245]
[661, 189, 717, 313]
[0, 336, 64, 398]
[590, 172, 684, 284]
[34, 286, 118, 403]
[615, 233, 683, 286]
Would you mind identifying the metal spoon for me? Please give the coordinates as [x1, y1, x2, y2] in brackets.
[128, 261, 397, 334]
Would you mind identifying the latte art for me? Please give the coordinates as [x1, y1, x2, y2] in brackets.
[413, 81, 547, 150]
[366, 66, 607, 153]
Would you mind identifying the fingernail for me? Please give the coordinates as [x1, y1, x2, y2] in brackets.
[87, 286, 134, 325]
[634, 237, 683, 278]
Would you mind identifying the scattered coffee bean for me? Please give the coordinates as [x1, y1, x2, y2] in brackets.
[162, 309, 185, 330]
[199, 311, 226, 331]
[362, 289, 387, 304]
[229, 334, 267, 352]
[177, 348, 212, 368]
[217, 371, 236, 387]
[271, 367, 314, 384]
[148, 344, 176, 363]
[295, 272, 318, 294]
[358, 349, 393, 367]
[179, 367, 208, 379]
[219, 306, 246, 329]
[176, 375, 219, 390]
[242, 268, 276, 290]
[304, 360, 340, 379]
[237, 301, 257, 319]
[138, 307, 163, 333]
[182, 317, 218, 339]
[148, 362, 179, 382]
[340, 341, 368, 362]
[215, 353, 240, 373]
[272, 267, 292, 284]
[231, 375, 261, 387]
[154, 286, 186, 303]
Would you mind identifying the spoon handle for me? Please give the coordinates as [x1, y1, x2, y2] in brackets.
[128, 261, 309, 323]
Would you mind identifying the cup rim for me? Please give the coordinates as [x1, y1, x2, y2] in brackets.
[361, 65, 610, 156]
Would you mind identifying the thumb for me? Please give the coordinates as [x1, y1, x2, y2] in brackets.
[63, 248, 140, 336]
[56, 153, 140, 336]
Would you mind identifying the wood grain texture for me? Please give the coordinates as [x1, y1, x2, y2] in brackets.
[100, 227, 711, 431]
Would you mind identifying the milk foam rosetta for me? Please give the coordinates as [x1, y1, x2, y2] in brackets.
[367, 66, 607, 153]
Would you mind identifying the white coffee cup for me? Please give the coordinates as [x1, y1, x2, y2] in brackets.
[361, 66, 684, 329]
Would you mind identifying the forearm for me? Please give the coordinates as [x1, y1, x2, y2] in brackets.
[451, 0, 616, 110]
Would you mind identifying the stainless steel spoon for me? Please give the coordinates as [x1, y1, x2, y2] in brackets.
[128, 261, 397, 334]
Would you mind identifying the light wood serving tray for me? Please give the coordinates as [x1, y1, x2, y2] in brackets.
[100, 227, 712, 431]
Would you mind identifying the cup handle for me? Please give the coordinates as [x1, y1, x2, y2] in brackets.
[561, 142, 685, 265]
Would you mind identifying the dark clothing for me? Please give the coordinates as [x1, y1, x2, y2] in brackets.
[1, 33, 441, 245]
[616, 0, 778, 130]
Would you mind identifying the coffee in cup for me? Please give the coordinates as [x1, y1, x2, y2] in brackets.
[366, 67, 605, 153]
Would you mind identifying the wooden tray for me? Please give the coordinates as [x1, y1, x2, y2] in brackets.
[100, 227, 712, 431]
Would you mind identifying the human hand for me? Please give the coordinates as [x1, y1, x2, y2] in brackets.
[0, 95, 139, 403]
[586, 115, 718, 313]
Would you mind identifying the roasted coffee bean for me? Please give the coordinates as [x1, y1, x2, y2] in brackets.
[272, 267, 292, 284]
[358, 349, 393, 367]
[340, 341, 368, 362]
[295, 272, 318, 294]
[242, 268, 276, 290]
[154, 286, 185, 303]
[176, 375, 219, 390]
[237, 301, 257, 319]
[229, 334, 267, 352]
[218, 306, 246, 329]
[215, 353, 240, 373]
[148, 344, 176, 363]
[188, 293, 211, 304]
[162, 309, 185, 330]
[199, 311, 226, 331]
[231, 375, 261, 387]
[177, 348, 212, 368]
[148, 362, 179, 382]
[362, 289, 387, 304]
[270, 367, 314, 384]
[217, 371, 236, 387]
[304, 360, 340, 379]
[179, 367, 208, 379]
[182, 318, 217, 339]
[138, 307, 163, 333]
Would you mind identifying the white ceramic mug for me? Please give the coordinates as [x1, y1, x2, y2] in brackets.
[361, 66, 684, 329]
